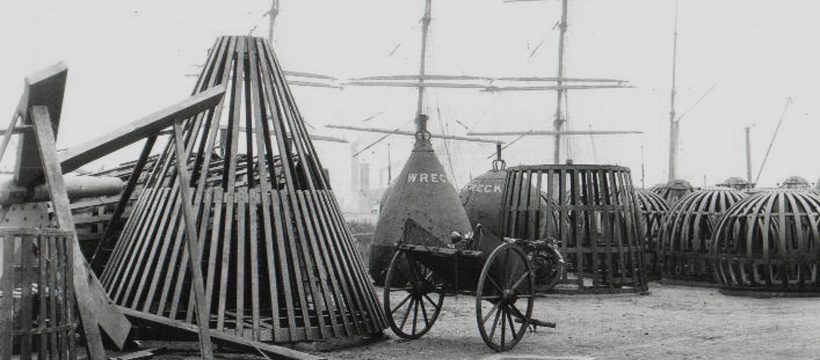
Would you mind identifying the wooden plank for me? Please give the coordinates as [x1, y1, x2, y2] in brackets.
[1, 232, 14, 360]
[171, 121, 214, 359]
[31, 106, 109, 360]
[117, 307, 325, 360]
[236, 190, 247, 337]
[47, 235, 59, 359]
[59, 86, 225, 174]
[306, 191, 355, 336]
[15, 63, 68, 186]
[296, 191, 335, 338]
[38, 233, 49, 358]
[249, 190, 263, 339]
[19, 234, 34, 358]
[247, 38, 281, 341]
[270, 191, 298, 341]
[91, 135, 157, 273]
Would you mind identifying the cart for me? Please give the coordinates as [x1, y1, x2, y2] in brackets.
[383, 219, 559, 351]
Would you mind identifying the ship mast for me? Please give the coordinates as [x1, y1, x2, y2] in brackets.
[553, 0, 569, 164]
[667, 0, 679, 181]
[417, 0, 432, 116]
[268, 0, 280, 45]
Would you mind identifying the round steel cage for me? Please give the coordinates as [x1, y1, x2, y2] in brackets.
[658, 188, 746, 282]
[780, 175, 811, 189]
[650, 179, 694, 206]
[717, 177, 754, 191]
[713, 190, 820, 296]
[502, 164, 647, 294]
[634, 189, 669, 278]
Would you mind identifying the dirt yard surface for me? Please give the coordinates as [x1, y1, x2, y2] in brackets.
[138, 282, 820, 360]
[328, 282, 820, 360]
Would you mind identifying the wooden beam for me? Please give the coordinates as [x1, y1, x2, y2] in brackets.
[59, 86, 226, 174]
[171, 122, 214, 358]
[14, 62, 68, 187]
[344, 81, 488, 89]
[0, 125, 33, 135]
[326, 124, 504, 144]
[483, 84, 631, 92]
[31, 106, 108, 360]
[117, 307, 326, 360]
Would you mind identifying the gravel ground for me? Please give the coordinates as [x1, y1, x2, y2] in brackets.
[330, 282, 820, 360]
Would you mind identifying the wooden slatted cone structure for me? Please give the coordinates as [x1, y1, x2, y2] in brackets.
[98, 36, 387, 344]
[368, 115, 472, 285]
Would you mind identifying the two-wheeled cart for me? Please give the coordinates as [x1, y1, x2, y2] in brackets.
[382, 219, 558, 351]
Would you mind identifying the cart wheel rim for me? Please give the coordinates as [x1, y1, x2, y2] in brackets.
[476, 243, 535, 352]
[383, 249, 445, 339]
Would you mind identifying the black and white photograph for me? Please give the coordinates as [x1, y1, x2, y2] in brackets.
[1, 1, 819, 359]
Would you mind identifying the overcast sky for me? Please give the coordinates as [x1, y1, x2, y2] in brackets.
[2, 0, 819, 195]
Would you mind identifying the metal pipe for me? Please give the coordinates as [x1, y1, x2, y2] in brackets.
[0, 175, 124, 205]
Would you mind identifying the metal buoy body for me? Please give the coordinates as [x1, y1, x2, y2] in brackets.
[369, 115, 472, 285]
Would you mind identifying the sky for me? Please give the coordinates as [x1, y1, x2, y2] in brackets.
[1, 0, 819, 202]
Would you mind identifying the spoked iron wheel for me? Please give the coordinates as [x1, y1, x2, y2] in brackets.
[476, 243, 535, 351]
[532, 246, 565, 290]
[383, 249, 445, 339]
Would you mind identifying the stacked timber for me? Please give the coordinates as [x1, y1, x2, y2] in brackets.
[98, 36, 387, 343]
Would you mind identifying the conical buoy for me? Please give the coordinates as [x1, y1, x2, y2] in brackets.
[368, 115, 472, 285]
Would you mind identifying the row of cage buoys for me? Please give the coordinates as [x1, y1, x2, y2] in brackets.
[640, 179, 820, 296]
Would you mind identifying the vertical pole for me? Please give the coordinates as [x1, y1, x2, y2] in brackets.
[416, 0, 432, 116]
[553, 0, 569, 164]
[268, 0, 280, 46]
[640, 145, 646, 189]
[744, 126, 752, 183]
[668, 0, 679, 181]
[172, 122, 214, 359]
[387, 143, 392, 185]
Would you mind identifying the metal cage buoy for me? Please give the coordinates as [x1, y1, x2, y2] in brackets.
[657, 188, 746, 283]
[0, 228, 77, 360]
[779, 175, 811, 190]
[634, 189, 669, 279]
[717, 177, 754, 191]
[713, 189, 820, 296]
[502, 164, 647, 294]
[650, 179, 694, 207]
